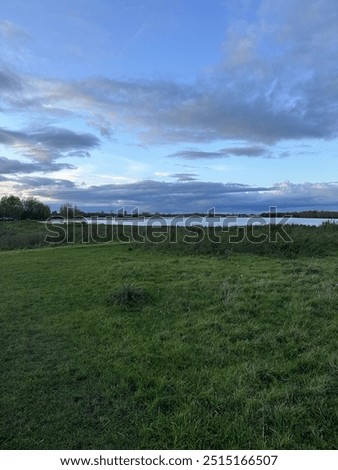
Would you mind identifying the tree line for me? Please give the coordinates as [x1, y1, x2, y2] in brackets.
[260, 210, 338, 219]
[0, 195, 51, 221]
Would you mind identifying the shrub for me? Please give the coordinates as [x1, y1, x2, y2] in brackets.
[109, 283, 151, 308]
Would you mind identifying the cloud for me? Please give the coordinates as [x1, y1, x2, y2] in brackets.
[0, 126, 100, 162]
[1, 1, 338, 147]
[14, 176, 76, 189]
[0, 0, 337, 154]
[5, 69, 331, 147]
[4, 177, 338, 213]
[169, 173, 198, 182]
[86, 115, 115, 139]
[168, 146, 269, 159]
[266, 181, 338, 211]
[0, 69, 22, 92]
[0, 20, 28, 41]
[23, 76, 322, 145]
[0, 156, 76, 174]
[4, 177, 273, 212]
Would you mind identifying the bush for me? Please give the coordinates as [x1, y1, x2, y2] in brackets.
[109, 283, 151, 308]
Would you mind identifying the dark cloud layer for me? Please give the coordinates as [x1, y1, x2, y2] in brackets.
[5, 177, 338, 213]
[170, 173, 198, 182]
[12, 178, 272, 212]
[11, 74, 332, 146]
[168, 146, 269, 160]
[0, 126, 99, 162]
[1, 172, 332, 214]
[17, 176, 76, 188]
[0, 156, 75, 174]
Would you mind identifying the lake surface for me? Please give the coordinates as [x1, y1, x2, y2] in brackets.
[48, 216, 337, 227]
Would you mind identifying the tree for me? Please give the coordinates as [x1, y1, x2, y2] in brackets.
[60, 203, 73, 218]
[59, 203, 83, 218]
[22, 198, 51, 220]
[0, 195, 24, 219]
[0, 195, 51, 220]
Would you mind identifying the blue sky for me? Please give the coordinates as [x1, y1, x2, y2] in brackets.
[1, 0, 338, 213]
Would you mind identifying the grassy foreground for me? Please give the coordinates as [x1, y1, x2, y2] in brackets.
[0, 234, 338, 449]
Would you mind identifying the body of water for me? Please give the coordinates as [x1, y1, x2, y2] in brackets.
[47, 216, 337, 227]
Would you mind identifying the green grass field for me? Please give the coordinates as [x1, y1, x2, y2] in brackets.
[0, 222, 338, 449]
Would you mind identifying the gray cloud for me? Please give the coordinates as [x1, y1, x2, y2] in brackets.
[66, 150, 91, 158]
[0, 69, 22, 92]
[15, 176, 76, 189]
[168, 146, 269, 160]
[29, 76, 324, 145]
[0, 126, 100, 162]
[7, 68, 331, 147]
[7, 178, 272, 213]
[0, 156, 75, 174]
[31, 127, 99, 151]
[86, 115, 115, 139]
[5, 177, 338, 213]
[169, 173, 198, 182]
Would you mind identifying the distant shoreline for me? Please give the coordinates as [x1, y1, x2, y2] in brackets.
[44, 215, 338, 227]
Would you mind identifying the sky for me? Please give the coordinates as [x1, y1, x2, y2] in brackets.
[1, 0, 338, 214]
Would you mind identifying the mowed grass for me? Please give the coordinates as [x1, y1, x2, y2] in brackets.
[0, 243, 338, 449]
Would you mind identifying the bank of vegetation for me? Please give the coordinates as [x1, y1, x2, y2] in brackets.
[1, 219, 338, 258]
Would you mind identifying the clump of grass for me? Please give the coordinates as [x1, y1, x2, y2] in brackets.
[109, 283, 151, 308]
[219, 278, 242, 307]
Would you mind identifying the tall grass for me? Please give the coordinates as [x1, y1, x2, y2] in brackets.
[0, 221, 48, 250]
[2, 220, 338, 258]
[132, 223, 338, 258]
